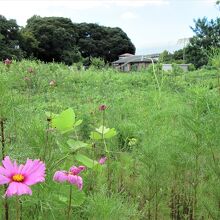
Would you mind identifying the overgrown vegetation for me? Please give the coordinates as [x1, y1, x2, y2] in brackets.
[0, 59, 220, 219]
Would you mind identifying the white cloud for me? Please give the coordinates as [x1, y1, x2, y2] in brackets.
[120, 11, 137, 20]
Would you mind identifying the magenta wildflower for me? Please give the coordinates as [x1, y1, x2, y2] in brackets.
[98, 156, 107, 165]
[53, 165, 85, 190]
[4, 58, 12, 66]
[99, 104, 107, 111]
[0, 156, 46, 197]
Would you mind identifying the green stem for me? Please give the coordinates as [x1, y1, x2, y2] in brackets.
[51, 153, 70, 170]
[101, 111, 111, 192]
[150, 58, 161, 94]
[43, 120, 50, 161]
[67, 185, 73, 220]
[16, 196, 20, 220]
[1, 119, 5, 160]
[1, 119, 9, 220]
[74, 130, 79, 141]
[102, 111, 108, 152]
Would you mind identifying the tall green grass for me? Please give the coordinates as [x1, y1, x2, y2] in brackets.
[0, 60, 220, 219]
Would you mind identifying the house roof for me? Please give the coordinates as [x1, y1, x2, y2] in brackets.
[113, 54, 160, 64]
[119, 53, 134, 57]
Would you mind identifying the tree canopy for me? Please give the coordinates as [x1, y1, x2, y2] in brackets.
[0, 15, 23, 60]
[75, 23, 135, 62]
[0, 15, 135, 64]
[20, 16, 81, 64]
[185, 17, 220, 68]
[19, 16, 135, 64]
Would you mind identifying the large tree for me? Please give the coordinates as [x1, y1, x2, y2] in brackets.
[75, 23, 135, 62]
[105, 27, 136, 62]
[21, 16, 135, 64]
[0, 15, 23, 60]
[21, 16, 81, 64]
[185, 17, 220, 68]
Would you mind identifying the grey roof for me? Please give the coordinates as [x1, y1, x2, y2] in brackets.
[119, 53, 134, 57]
[112, 54, 160, 64]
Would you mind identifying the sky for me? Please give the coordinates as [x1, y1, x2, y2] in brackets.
[0, 0, 219, 55]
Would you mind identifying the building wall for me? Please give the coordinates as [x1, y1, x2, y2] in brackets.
[113, 62, 151, 72]
[122, 64, 131, 72]
[137, 63, 151, 70]
[162, 64, 189, 72]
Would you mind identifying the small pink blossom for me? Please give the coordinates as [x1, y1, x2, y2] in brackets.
[4, 59, 12, 66]
[0, 156, 46, 197]
[53, 165, 85, 190]
[99, 104, 107, 111]
[98, 156, 107, 165]
[49, 80, 56, 86]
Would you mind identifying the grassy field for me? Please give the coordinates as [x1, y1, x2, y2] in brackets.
[0, 60, 220, 219]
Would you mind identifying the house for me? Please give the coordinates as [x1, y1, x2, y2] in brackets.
[112, 53, 190, 72]
[112, 53, 160, 72]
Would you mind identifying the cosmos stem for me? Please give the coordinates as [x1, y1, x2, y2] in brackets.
[102, 111, 108, 152]
[0, 119, 5, 160]
[67, 185, 73, 220]
[16, 196, 20, 220]
[101, 111, 111, 192]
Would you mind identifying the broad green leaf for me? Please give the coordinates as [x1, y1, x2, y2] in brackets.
[90, 131, 102, 140]
[90, 127, 117, 140]
[51, 108, 75, 134]
[104, 128, 117, 139]
[75, 153, 98, 168]
[67, 139, 90, 152]
[74, 119, 83, 127]
[95, 126, 110, 134]
[58, 187, 85, 206]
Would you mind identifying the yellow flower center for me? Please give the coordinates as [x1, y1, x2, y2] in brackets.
[12, 174, 24, 182]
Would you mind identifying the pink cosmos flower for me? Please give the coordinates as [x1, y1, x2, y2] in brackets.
[0, 156, 46, 197]
[99, 104, 107, 111]
[98, 156, 107, 165]
[53, 165, 85, 190]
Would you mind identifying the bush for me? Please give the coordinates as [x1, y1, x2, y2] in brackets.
[90, 57, 106, 69]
